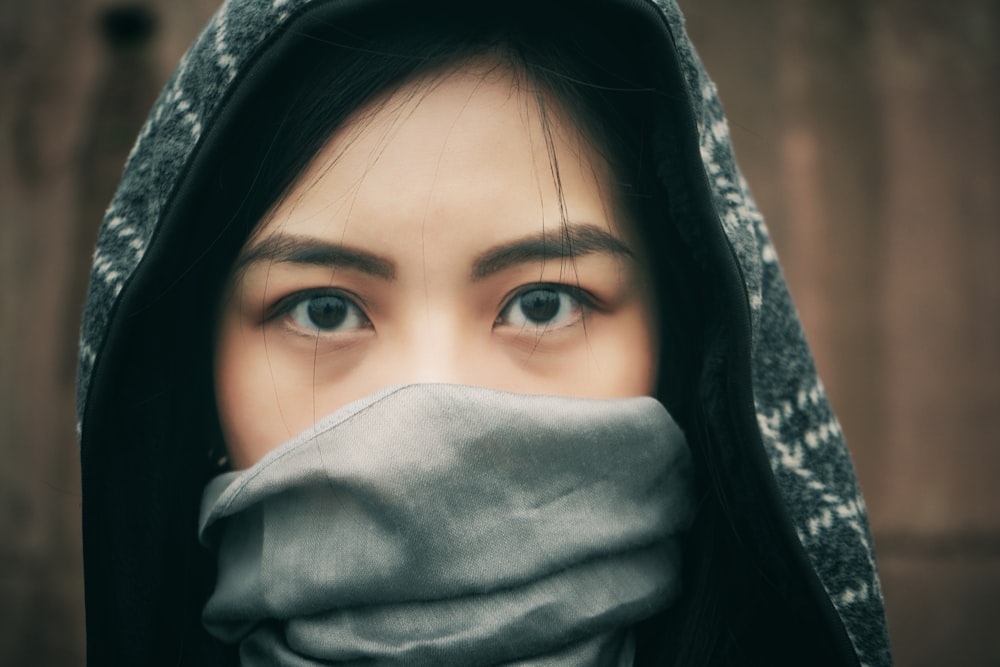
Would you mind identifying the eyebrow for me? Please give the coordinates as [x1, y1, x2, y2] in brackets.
[236, 234, 396, 280]
[236, 223, 633, 281]
[470, 223, 635, 280]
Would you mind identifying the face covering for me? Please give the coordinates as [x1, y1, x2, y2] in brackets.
[199, 384, 694, 666]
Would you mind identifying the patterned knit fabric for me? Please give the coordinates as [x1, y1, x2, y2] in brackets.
[77, 0, 892, 664]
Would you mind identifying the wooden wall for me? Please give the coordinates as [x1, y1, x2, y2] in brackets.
[0, 1, 996, 664]
[0, 3, 219, 664]
[683, 1, 1000, 664]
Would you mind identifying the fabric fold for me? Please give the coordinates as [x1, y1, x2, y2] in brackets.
[200, 383, 693, 666]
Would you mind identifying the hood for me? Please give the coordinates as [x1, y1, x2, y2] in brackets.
[77, 0, 891, 665]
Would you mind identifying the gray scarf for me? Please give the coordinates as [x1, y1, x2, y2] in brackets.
[199, 384, 694, 666]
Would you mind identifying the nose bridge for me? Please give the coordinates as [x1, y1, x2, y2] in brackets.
[396, 306, 475, 386]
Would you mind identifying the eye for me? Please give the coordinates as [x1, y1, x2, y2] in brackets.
[498, 285, 587, 330]
[277, 290, 370, 334]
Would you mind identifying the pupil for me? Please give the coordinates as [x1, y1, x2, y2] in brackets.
[520, 289, 560, 323]
[306, 296, 347, 329]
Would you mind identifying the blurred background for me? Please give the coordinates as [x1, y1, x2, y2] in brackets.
[0, 0, 997, 664]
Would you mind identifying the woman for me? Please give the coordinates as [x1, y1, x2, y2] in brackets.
[76, 0, 892, 665]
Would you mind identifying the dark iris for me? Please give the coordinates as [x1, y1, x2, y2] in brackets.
[306, 295, 348, 329]
[518, 288, 560, 323]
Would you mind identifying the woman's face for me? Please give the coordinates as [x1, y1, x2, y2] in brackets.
[215, 61, 659, 467]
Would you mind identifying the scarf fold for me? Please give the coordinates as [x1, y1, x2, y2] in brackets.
[200, 384, 694, 666]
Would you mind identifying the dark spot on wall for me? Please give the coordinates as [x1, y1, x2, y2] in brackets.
[98, 4, 157, 51]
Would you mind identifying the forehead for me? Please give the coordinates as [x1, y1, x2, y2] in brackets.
[254, 58, 628, 256]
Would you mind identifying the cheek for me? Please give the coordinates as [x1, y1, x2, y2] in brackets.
[214, 313, 387, 467]
[500, 303, 658, 399]
[579, 307, 659, 398]
[214, 313, 321, 468]
[214, 318, 280, 468]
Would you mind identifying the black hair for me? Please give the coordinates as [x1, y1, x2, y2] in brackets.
[96, 2, 841, 664]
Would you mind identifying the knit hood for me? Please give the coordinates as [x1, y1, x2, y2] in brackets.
[77, 0, 891, 665]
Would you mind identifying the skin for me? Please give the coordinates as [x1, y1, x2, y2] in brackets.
[215, 59, 660, 468]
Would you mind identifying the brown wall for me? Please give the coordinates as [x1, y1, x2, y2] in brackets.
[0, 2, 219, 664]
[0, 1, 996, 665]
[683, 1, 1000, 664]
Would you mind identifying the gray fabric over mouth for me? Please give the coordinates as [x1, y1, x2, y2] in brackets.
[200, 384, 694, 666]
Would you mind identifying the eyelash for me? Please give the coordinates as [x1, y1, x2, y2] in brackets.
[265, 283, 597, 336]
[496, 283, 595, 331]
[266, 288, 371, 335]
